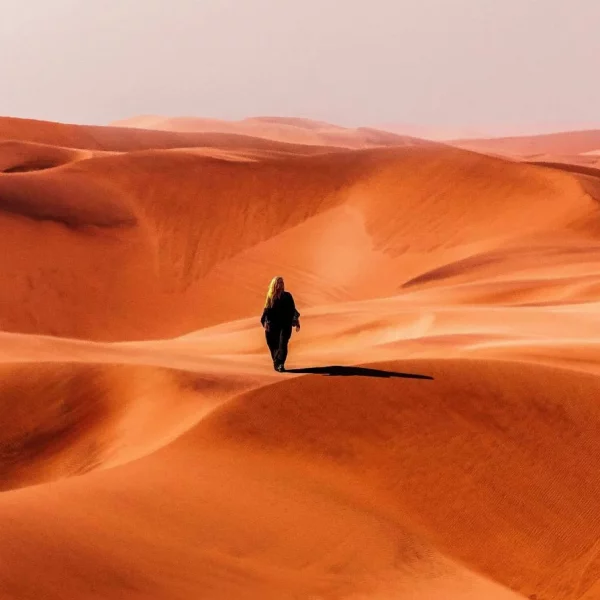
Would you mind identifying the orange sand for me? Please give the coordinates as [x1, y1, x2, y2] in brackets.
[112, 115, 431, 149]
[0, 116, 599, 599]
[451, 129, 600, 158]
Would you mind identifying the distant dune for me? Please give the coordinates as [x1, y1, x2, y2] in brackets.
[0, 115, 356, 155]
[1, 116, 600, 599]
[378, 123, 492, 141]
[111, 114, 431, 149]
[451, 129, 600, 158]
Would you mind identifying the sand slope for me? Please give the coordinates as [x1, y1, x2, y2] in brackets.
[1, 117, 600, 599]
[0, 124, 597, 339]
[451, 129, 600, 158]
[111, 114, 429, 149]
[0, 116, 354, 155]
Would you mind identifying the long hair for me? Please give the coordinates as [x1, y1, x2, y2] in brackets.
[265, 276, 284, 308]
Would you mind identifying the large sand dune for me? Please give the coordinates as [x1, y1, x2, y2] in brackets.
[1, 116, 600, 599]
[111, 114, 429, 149]
[451, 129, 600, 158]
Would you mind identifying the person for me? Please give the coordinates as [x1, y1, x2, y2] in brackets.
[260, 276, 300, 372]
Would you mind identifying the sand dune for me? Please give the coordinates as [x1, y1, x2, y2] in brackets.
[0, 360, 255, 492]
[198, 359, 600, 598]
[0, 140, 104, 173]
[1, 117, 600, 599]
[0, 405, 524, 599]
[449, 129, 600, 179]
[451, 129, 600, 159]
[0, 115, 355, 155]
[0, 125, 597, 339]
[111, 114, 430, 149]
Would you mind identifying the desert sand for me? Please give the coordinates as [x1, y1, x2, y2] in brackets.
[111, 115, 430, 149]
[0, 115, 600, 599]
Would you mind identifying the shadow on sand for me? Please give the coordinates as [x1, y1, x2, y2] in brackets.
[285, 365, 434, 380]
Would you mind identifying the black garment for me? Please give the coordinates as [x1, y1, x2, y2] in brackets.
[265, 324, 292, 369]
[260, 291, 299, 330]
[260, 291, 300, 369]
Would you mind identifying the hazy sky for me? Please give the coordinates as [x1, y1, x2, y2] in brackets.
[1, 0, 599, 135]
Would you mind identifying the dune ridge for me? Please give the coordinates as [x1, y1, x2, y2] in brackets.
[0, 115, 356, 154]
[451, 129, 600, 157]
[110, 114, 430, 149]
[1, 116, 600, 599]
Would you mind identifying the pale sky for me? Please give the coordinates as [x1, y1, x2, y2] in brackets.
[1, 0, 598, 136]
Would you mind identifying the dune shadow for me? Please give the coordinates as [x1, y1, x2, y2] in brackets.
[285, 365, 434, 380]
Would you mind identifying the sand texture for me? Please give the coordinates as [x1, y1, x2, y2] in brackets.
[0, 116, 599, 599]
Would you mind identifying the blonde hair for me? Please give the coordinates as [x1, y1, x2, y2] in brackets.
[265, 276, 284, 308]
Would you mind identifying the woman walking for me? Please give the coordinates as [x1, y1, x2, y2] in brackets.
[260, 276, 300, 372]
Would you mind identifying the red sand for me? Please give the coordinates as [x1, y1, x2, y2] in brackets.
[0, 117, 599, 599]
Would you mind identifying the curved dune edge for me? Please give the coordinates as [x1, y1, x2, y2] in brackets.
[0, 167, 138, 227]
[110, 114, 433, 149]
[0, 139, 106, 173]
[0, 115, 366, 154]
[1, 358, 326, 492]
[0, 359, 268, 492]
[450, 129, 600, 157]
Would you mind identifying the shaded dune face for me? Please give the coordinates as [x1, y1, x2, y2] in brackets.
[0, 361, 252, 492]
[0, 140, 87, 173]
[2, 118, 600, 599]
[0, 363, 121, 490]
[0, 168, 137, 227]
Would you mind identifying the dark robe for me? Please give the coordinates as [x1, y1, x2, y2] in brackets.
[260, 291, 300, 368]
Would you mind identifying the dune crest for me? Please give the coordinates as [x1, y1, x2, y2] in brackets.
[451, 129, 600, 157]
[111, 114, 431, 149]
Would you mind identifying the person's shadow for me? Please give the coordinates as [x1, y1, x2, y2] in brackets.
[285, 365, 433, 380]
